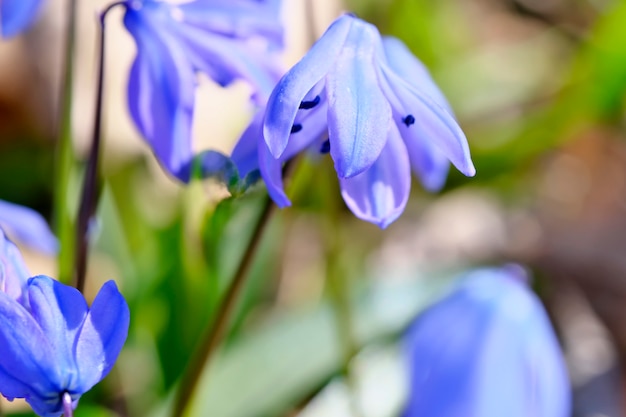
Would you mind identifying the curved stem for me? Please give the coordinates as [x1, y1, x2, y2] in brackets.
[73, 2, 126, 292]
[54, 0, 78, 284]
[172, 194, 276, 417]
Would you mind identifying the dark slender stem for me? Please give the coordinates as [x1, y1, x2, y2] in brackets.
[73, 2, 126, 292]
[172, 194, 276, 417]
[62, 392, 73, 417]
[54, 0, 78, 284]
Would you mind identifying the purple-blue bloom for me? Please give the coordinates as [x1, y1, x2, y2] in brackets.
[233, 14, 475, 228]
[0, 0, 44, 38]
[0, 276, 130, 417]
[0, 199, 59, 255]
[122, 0, 284, 182]
[403, 266, 570, 417]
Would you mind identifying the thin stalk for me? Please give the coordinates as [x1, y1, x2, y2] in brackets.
[73, 2, 125, 292]
[172, 194, 276, 417]
[54, 0, 78, 284]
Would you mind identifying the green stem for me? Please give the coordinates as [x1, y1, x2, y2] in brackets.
[54, 0, 78, 284]
[172, 194, 276, 417]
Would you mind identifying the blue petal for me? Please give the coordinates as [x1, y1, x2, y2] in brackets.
[259, 99, 328, 207]
[258, 140, 291, 207]
[0, 228, 30, 301]
[231, 110, 264, 180]
[396, 114, 450, 192]
[179, 0, 284, 48]
[0, 0, 43, 38]
[27, 276, 88, 386]
[403, 268, 571, 417]
[74, 281, 129, 392]
[173, 22, 279, 103]
[379, 64, 476, 177]
[382, 37, 453, 114]
[0, 291, 61, 403]
[264, 14, 353, 158]
[124, 6, 196, 182]
[0, 200, 58, 255]
[339, 123, 410, 228]
[326, 19, 391, 178]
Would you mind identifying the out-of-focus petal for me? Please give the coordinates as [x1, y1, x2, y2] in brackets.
[0, 291, 60, 402]
[179, 0, 283, 47]
[403, 267, 571, 417]
[0, 0, 43, 38]
[0, 200, 58, 255]
[380, 65, 475, 177]
[339, 124, 410, 228]
[264, 14, 352, 158]
[174, 24, 278, 103]
[327, 21, 391, 178]
[27, 277, 88, 380]
[74, 281, 129, 392]
[382, 37, 453, 114]
[0, 228, 30, 300]
[231, 111, 264, 180]
[192, 150, 239, 187]
[124, 6, 196, 182]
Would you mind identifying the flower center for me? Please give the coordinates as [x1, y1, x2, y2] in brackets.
[402, 114, 415, 127]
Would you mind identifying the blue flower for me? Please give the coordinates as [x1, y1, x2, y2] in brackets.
[403, 266, 571, 417]
[0, 228, 30, 302]
[122, 0, 284, 182]
[0, 200, 58, 255]
[238, 14, 474, 228]
[0, 276, 130, 417]
[0, 0, 44, 38]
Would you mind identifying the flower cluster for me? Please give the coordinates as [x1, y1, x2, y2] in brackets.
[403, 266, 571, 417]
[0, 227, 129, 417]
[232, 14, 475, 228]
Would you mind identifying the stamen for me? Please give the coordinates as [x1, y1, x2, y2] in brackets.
[299, 95, 320, 110]
[291, 124, 303, 134]
[62, 392, 73, 417]
[320, 140, 331, 154]
[402, 114, 415, 127]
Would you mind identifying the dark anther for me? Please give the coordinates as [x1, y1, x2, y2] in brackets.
[291, 124, 303, 134]
[320, 140, 331, 154]
[402, 114, 415, 127]
[299, 95, 320, 110]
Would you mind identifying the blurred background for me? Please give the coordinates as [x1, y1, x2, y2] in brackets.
[1, 0, 625, 416]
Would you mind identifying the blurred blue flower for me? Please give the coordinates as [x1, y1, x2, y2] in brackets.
[403, 266, 570, 417]
[0, 276, 130, 417]
[0, 0, 44, 38]
[122, 0, 284, 182]
[0, 200, 58, 255]
[237, 14, 474, 228]
[0, 228, 30, 302]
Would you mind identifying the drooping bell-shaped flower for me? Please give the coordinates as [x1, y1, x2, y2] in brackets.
[403, 266, 571, 417]
[239, 14, 474, 228]
[0, 0, 44, 38]
[0, 199, 58, 255]
[0, 276, 130, 417]
[0, 227, 30, 301]
[122, 0, 284, 182]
